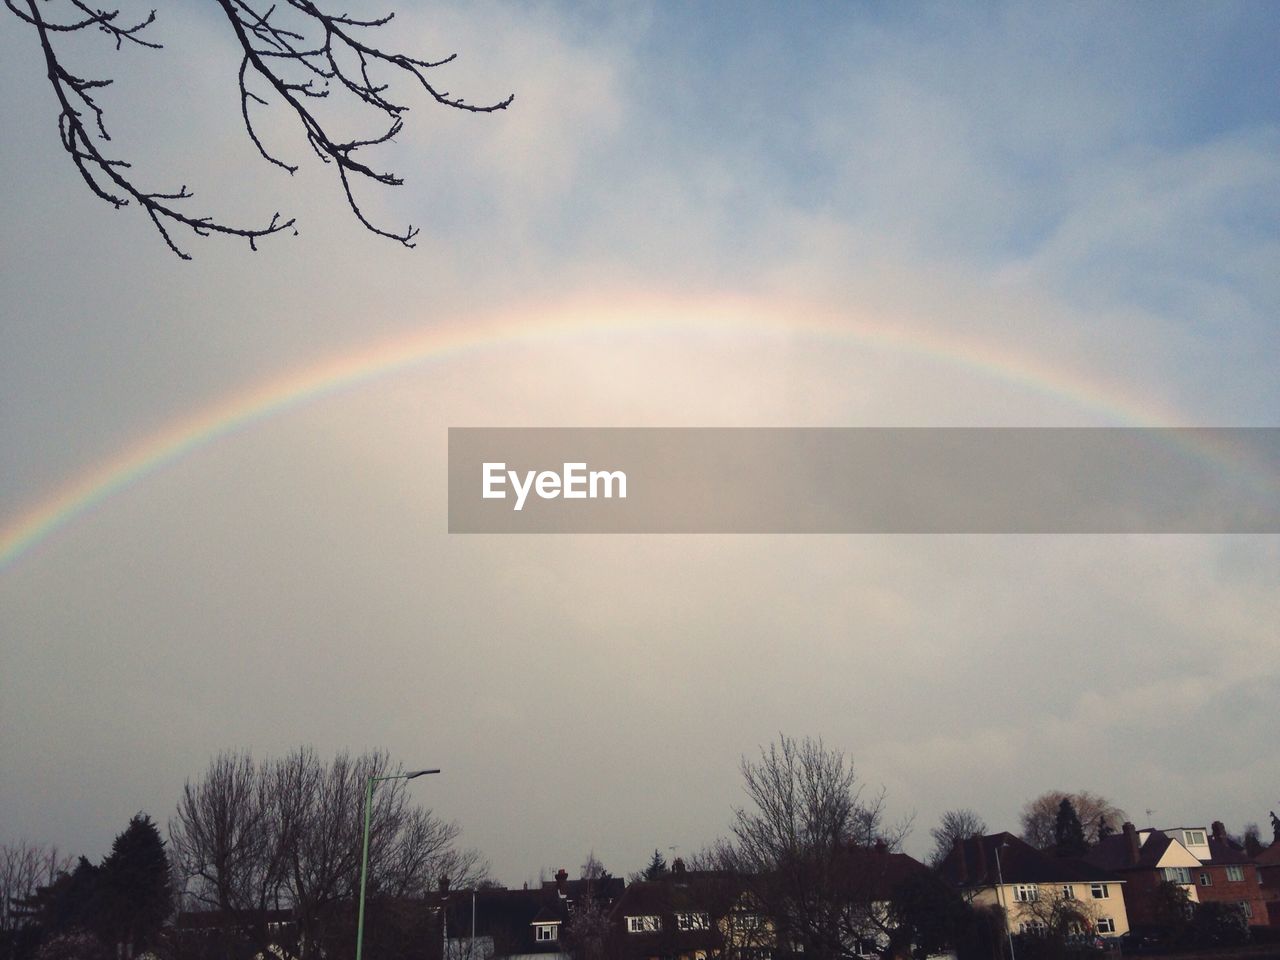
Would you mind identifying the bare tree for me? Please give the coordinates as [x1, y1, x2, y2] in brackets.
[1019, 791, 1126, 850]
[927, 809, 987, 867]
[716, 734, 913, 960]
[1, 843, 73, 960]
[8, 0, 513, 258]
[169, 748, 487, 960]
[169, 750, 290, 960]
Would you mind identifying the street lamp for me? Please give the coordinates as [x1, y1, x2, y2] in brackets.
[993, 837, 1018, 960]
[355, 768, 440, 960]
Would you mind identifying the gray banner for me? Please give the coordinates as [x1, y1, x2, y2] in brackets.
[447, 428, 1280, 533]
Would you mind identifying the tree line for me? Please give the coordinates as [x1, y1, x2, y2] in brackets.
[3, 738, 1275, 960]
[2, 749, 484, 960]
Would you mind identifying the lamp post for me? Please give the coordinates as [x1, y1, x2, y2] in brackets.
[355, 768, 439, 960]
[993, 838, 1018, 960]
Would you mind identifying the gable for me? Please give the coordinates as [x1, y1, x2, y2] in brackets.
[1154, 839, 1201, 869]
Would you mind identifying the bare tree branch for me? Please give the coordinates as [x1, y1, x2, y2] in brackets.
[10, 0, 513, 257]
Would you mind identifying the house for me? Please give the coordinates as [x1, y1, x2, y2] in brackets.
[1084, 822, 1204, 927]
[605, 860, 771, 960]
[938, 833, 1130, 942]
[1093, 822, 1271, 929]
[439, 869, 624, 960]
[830, 843, 950, 960]
[1163, 822, 1269, 926]
[1255, 839, 1280, 926]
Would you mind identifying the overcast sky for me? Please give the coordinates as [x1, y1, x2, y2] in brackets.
[2, 1, 1278, 885]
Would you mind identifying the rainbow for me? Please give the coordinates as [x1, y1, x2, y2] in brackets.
[0, 295, 1194, 569]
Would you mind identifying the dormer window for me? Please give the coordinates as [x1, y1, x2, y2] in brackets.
[627, 915, 661, 933]
[1183, 830, 1207, 846]
[534, 923, 559, 942]
[675, 912, 711, 931]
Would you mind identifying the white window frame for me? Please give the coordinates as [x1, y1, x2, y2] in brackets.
[675, 912, 711, 931]
[1090, 882, 1110, 899]
[1015, 884, 1039, 902]
[533, 923, 558, 942]
[1184, 830, 1207, 846]
[1019, 920, 1048, 936]
[1161, 868, 1191, 885]
[1096, 917, 1115, 934]
[1239, 901, 1253, 919]
[1199, 871, 1212, 886]
[627, 915, 662, 934]
[1060, 884, 1076, 900]
[1226, 865, 1244, 882]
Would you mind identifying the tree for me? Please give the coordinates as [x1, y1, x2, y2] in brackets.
[1, 843, 72, 960]
[1272, 810, 1279, 844]
[927, 810, 987, 868]
[8, 1, 513, 258]
[716, 734, 912, 960]
[96, 814, 172, 958]
[1019, 791, 1126, 849]
[1052, 799, 1087, 858]
[641, 849, 667, 881]
[169, 748, 488, 960]
[886, 870, 972, 960]
[10, 857, 104, 960]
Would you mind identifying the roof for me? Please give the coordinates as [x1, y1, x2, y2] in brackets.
[939, 832, 1121, 887]
[1205, 837, 1254, 866]
[1087, 831, 1175, 872]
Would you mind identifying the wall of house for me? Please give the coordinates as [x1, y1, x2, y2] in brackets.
[971, 883, 1130, 938]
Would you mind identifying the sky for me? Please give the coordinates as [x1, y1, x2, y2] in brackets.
[1, 1, 1278, 886]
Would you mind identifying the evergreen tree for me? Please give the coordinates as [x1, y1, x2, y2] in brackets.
[96, 814, 171, 959]
[1054, 798, 1087, 857]
[13, 858, 100, 939]
[642, 849, 667, 881]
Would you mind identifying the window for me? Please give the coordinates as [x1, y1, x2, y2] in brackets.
[1019, 920, 1048, 936]
[1239, 901, 1253, 919]
[533, 924, 558, 942]
[1183, 830, 1207, 846]
[1199, 872, 1212, 886]
[734, 913, 764, 931]
[1061, 885, 1076, 900]
[627, 916, 661, 934]
[676, 913, 711, 931]
[1161, 868, 1191, 885]
[1014, 884, 1039, 902]
[1226, 865, 1244, 882]
[1096, 917, 1116, 935]
[1091, 883, 1111, 898]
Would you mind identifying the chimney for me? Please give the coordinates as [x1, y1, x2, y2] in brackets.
[874, 839, 888, 855]
[974, 837, 989, 885]
[555, 868, 569, 897]
[953, 837, 968, 884]
[439, 874, 451, 895]
[672, 858, 686, 876]
[1211, 821, 1227, 844]
[1122, 822, 1139, 865]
